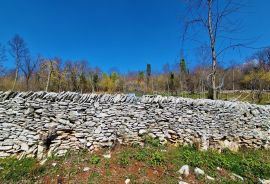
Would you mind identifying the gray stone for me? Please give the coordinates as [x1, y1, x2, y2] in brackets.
[83, 167, 90, 172]
[84, 121, 96, 127]
[194, 167, 205, 176]
[35, 109, 44, 114]
[20, 143, 29, 151]
[178, 165, 189, 177]
[138, 129, 147, 135]
[231, 173, 244, 181]
[75, 133, 84, 138]
[25, 107, 34, 115]
[0, 146, 12, 151]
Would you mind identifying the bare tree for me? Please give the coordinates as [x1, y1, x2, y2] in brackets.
[20, 54, 40, 90]
[8, 34, 28, 91]
[182, 0, 248, 99]
[41, 59, 57, 92]
[0, 43, 6, 75]
[163, 63, 170, 93]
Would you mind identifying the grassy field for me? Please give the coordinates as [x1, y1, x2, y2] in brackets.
[136, 91, 270, 105]
[0, 137, 269, 184]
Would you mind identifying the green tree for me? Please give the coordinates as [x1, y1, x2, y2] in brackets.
[179, 58, 187, 92]
[146, 64, 151, 92]
[0, 43, 6, 75]
[92, 73, 99, 92]
[180, 59, 187, 75]
[79, 72, 87, 93]
[169, 72, 175, 94]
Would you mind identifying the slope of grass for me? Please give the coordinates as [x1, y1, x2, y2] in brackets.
[0, 137, 269, 183]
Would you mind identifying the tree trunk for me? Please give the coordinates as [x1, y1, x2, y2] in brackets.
[12, 66, 18, 91]
[26, 76, 30, 91]
[232, 68, 235, 92]
[45, 62, 52, 92]
[207, 0, 217, 100]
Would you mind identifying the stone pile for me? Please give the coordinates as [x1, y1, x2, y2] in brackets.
[0, 91, 269, 159]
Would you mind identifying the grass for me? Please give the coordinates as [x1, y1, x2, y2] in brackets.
[0, 157, 45, 183]
[0, 137, 269, 183]
[136, 91, 270, 105]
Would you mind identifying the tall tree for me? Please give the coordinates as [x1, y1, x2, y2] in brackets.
[41, 59, 58, 92]
[179, 58, 188, 91]
[0, 43, 6, 75]
[89, 70, 99, 92]
[146, 64, 151, 92]
[169, 72, 176, 94]
[8, 34, 28, 90]
[20, 54, 40, 90]
[163, 63, 170, 93]
[183, 0, 245, 99]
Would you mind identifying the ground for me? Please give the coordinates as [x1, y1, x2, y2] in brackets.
[136, 91, 270, 105]
[0, 137, 270, 184]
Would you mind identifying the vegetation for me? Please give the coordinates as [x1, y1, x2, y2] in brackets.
[1, 34, 270, 104]
[0, 137, 269, 183]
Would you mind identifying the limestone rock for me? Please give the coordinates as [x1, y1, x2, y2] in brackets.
[178, 165, 189, 177]
[194, 167, 205, 176]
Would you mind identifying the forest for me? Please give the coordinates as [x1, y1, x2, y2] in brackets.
[1, 1, 270, 104]
[0, 34, 270, 104]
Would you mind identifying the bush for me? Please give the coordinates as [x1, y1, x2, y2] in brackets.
[149, 151, 165, 166]
[134, 149, 149, 161]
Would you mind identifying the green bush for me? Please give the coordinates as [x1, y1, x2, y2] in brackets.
[89, 155, 101, 165]
[149, 151, 165, 166]
[134, 149, 149, 161]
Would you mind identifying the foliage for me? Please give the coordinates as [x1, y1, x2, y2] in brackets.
[89, 155, 101, 165]
[143, 135, 160, 147]
[167, 146, 270, 183]
[118, 150, 131, 167]
[148, 151, 165, 166]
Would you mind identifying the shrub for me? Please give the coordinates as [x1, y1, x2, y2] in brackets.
[90, 155, 101, 165]
[118, 151, 131, 167]
[149, 151, 165, 166]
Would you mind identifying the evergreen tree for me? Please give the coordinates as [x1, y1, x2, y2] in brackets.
[179, 58, 188, 91]
[146, 64, 151, 91]
[169, 72, 175, 94]
[180, 59, 187, 76]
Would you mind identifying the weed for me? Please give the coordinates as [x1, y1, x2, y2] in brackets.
[144, 136, 160, 147]
[0, 157, 45, 182]
[134, 148, 149, 161]
[87, 171, 100, 184]
[89, 155, 101, 165]
[149, 151, 165, 166]
[118, 151, 131, 167]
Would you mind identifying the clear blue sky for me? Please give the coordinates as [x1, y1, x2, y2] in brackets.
[0, 0, 270, 73]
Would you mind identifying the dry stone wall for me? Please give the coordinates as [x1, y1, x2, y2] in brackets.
[0, 91, 269, 159]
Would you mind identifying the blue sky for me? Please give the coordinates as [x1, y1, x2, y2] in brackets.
[0, 0, 270, 73]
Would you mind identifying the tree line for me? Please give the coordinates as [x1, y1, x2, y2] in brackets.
[0, 34, 269, 101]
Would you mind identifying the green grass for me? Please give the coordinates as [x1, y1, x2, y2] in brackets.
[167, 146, 270, 183]
[89, 155, 101, 165]
[0, 157, 45, 183]
[135, 91, 270, 104]
[0, 139, 269, 183]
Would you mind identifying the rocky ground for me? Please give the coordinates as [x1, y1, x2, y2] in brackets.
[0, 137, 269, 184]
